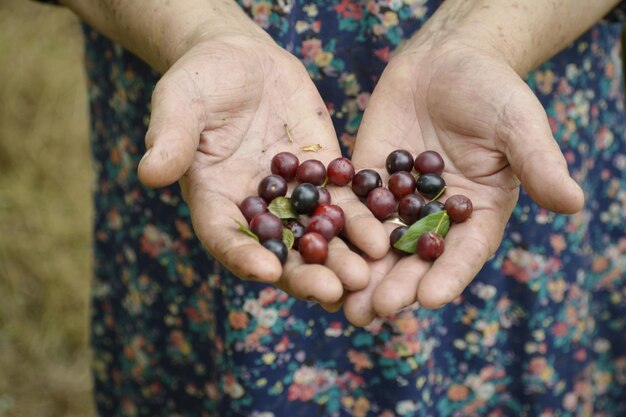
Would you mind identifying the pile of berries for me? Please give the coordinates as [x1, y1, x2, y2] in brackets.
[238, 149, 473, 265]
[239, 152, 354, 265]
[358, 149, 472, 261]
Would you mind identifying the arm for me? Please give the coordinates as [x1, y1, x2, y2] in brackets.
[345, 0, 620, 324]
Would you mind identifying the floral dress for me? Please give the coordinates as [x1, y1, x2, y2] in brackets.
[43, 0, 626, 416]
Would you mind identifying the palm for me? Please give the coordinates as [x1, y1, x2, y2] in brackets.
[139, 34, 386, 304]
[345, 46, 583, 325]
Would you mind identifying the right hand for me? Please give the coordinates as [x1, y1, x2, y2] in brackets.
[137, 31, 388, 305]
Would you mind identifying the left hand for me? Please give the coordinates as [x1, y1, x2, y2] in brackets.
[343, 35, 584, 326]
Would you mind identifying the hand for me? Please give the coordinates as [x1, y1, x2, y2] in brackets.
[344, 37, 584, 325]
[137, 32, 388, 305]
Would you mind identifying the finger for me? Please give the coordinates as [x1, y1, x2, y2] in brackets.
[138, 75, 204, 188]
[188, 191, 282, 283]
[325, 237, 370, 291]
[330, 186, 389, 260]
[319, 292, 346, 313]
[276, 249, 344, 304]
[416, 206, 508, 309]
[495, 82, 584, 214]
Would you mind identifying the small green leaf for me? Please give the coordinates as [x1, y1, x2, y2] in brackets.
[234, 219, 259, 242]
[393, 211, 450, 253]
[282, 228, 295, 250]
[268, 197, 298, 219]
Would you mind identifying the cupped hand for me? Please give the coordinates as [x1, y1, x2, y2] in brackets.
[344, 39, 584, 325]
[137, 32, 388, 304]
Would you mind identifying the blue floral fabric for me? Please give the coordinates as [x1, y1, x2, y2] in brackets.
[70, 1, 626, 416]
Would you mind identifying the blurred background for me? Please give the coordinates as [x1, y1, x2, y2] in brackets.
[0, 1, 95, 416]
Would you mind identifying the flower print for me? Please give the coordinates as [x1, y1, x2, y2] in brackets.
[395, 314, 419, 334]
[395, 399, 417, 415]
[228, 311, 249, 330]
[447, 384, 470, 401]
[259, 287, 278, 305]
[315, 51, 334, 67]
[139, 224, 173, 257]
[295, 21, 310, 34]
[224, 373, 245, 399]
[562, 392, 578, 411]
[382, 11, 399, 27]
[353, 396, 371, 417]
[287, 383, 315, 401]
[547, 278, 567, 302]
[551, 321, 569, 337]
[257, 308, 278, 328]
[347, 349, 373, 372]
[243, 298, 262, 316]
[333, 0, 363, 20]
[293, 366, 317, 385]
[301, 38, 322, 58]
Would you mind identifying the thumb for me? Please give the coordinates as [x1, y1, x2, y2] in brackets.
[138, 77, 203, 188]
[496, 84, 584, 214]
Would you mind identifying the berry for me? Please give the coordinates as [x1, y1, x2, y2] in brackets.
[417, 231, 445, 261]
[299, 232, 328, 264]
[317, 187, 331, 206]
[291, 183, 320, 214]
[306, 215, 336, 241]
[351, 169, 382, 198]
[445, 195, 473, 223]
[296, 160, 326, 185]
[366, 187, 396, 220]
[327, 157, 355, 186]
[398, 193, 425, 224]
[416, 173, 446, 199]
[386, 149, 414, 174]
[285, 220, 306, 248]
[271, 152, 299, 181]
[249, 212, 283, 242]
[419, 201, 445, 219]
[388, 171, 416, 199]
[414, 150, 445, 175]
[313, 204, 345, 233]
[390, 226, 408, 255]
[258, 174, 288, 203]
[262, 239, 288, 264]
[239, 196, 268, 223]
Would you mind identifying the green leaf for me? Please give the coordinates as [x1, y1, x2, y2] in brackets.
[393, 211, 450, 253]
[268, 197, 298, 219]
[282, 228, 295, 250]
[234, 219, 259, 242]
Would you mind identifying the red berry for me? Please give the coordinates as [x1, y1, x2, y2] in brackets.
[398, 194, 425, 224]
[414, 150, 445, 175]
[313, 204, 345, 233]
[417, 231, 445, 261]
[249, 212, 283, 242]
[239, 196, 268, 223]
[306, 215, 336, 241]
[386, 149, 414, 174]
[296, 160, 326, 185]
[317, 187, 331, 206]
[327, 157, 355, 186]
[352, 169, 382, 198]
[445, 195, 473, 223]
[271, 152, 299, 181]
[388, 171, 416, 199]
[299, 232, 328, 264]
[366, 187, 396, 220]
[258, 174, 288, 203]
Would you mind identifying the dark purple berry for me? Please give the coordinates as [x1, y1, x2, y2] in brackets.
[398, 193, 425, 224]
[386, 149, 414, 174]
[327, 157, 355, 186]
[417, 231, 445, 261]
[299, 232, 328, 264]
[414, 150, 445, 175]
[258, 174, 288, 203]
[249, 212, 283, 242]
[271, 152, 299, 181]
[306, 215, 336, 241]
[285, 220, 306, 248]
[239, 196, 268, 223]
[296, 160, 326, 185]
[388, 171, 416, 199]
[313, 204, 345, 233]
[445, 195, 473, 223]
[317, 187, 331, 206]
[416, 173, 446, 199]
[366, 187, 396, 220]
[262, 239, 288, 264]
[351, 169, 382, 198]
[390, 226, 409, 255]
[419, 201, 445, 219]
[291, 183, 320, 214]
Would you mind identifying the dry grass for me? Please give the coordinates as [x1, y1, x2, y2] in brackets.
[0, 1, 95, 416]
